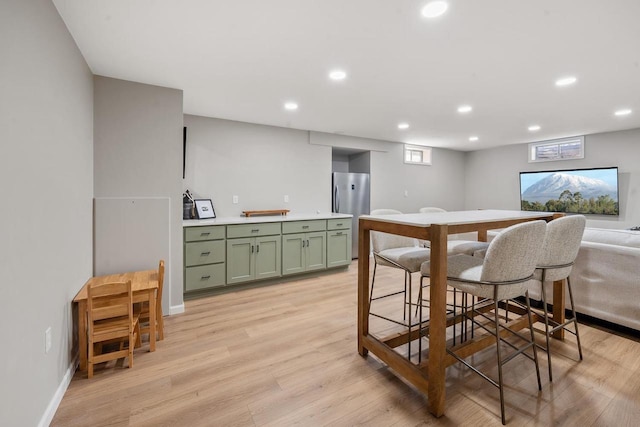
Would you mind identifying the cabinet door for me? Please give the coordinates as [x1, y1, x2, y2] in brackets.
[282, 233, 305, 276]
[255, 235, 281, 280]
[226, 238, 254, 284]
[306, 232, 327, 271]
[327, 229, 352, 268]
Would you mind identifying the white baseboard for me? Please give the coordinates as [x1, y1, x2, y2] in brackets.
[38, 357, 78, 427]
[169, 303, 185, 315]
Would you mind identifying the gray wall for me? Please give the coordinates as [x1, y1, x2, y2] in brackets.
[183, 115, 333, 216]
[184, 116, 467, 216]
[349, 152, 371, 174]
[0, 1, 94, 426]
[370, 144, 467, 213]
[94, 77, 184, 314]
[464, 128, 640, 228]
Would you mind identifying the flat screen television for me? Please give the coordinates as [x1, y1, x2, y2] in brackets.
[520, 166, 619, 215]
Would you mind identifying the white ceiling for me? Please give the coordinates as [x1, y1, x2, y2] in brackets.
[53, 0, 640, 151]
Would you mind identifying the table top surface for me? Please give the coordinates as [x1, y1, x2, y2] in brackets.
[360, 209, 555, 227]
[73, 269, 158, 302]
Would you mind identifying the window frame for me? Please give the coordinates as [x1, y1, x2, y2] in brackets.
[528, 136, 585, 163]
[404, 144, 432, 166]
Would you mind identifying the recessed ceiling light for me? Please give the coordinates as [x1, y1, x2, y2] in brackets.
[469, 136, 479, 142]
[614, 108, 632, 116]
[528, 125, 541, 132]
[284, 102, 298, 111]
[421, 1, 449, 18]
[329, 70, 347, 80]
[398, 123, 410, 130]
[457, 105, 472, 114]
[555, 76, 577, 87]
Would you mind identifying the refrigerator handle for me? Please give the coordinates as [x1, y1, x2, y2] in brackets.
[334, 185, 340, 212]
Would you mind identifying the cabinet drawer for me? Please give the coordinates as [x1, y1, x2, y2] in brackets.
[185, 226, 225, 242]
[282, 220, 326, 234]
[185, 240, 225, 266]
[185, 264, 226, 291]
[227, 222, 281, 238]
[327, 218, 351, 231]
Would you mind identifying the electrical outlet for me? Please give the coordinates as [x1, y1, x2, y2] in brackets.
[45, 327, 52, 354]
[284, 195, 289, 203]
[233, 195, 239, 204]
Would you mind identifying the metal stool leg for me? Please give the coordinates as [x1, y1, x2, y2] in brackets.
[539, 271, 553, 382]
[566, 276, 583, 360]
[369, 260, 378, 305]
[493, 296, 506, 425]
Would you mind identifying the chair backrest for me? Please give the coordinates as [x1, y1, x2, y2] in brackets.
[87, 281, 133, 333]
[537, 215, 586, 280]
[419, 207, 447, 213]
[481, 221, 547, 283]
[156, 260, 165, 316]
[370, 209, 419, 251]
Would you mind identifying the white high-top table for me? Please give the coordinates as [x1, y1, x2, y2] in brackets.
[357, 209, 561, 417]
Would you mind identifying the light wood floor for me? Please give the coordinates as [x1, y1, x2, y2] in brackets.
[52, 261, 640, 426]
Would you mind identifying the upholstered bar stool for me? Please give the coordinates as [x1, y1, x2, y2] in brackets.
[420, 220, 547, 424]
[529, 215, 586, 381]
[369, 209, 431, 325]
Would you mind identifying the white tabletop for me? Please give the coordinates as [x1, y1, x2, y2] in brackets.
[360, 209, 554, 227]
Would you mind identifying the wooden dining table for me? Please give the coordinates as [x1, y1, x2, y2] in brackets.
[73, 269, 159, 371]
[357, 209, 563, 417]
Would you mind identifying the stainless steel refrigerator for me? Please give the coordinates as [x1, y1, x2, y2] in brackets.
[332, 172, 370, 258]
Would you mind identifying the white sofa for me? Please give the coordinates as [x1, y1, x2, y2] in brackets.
[566, 228, 640, 331]
[524, 227, 640, 332]
[456, 226, 640, 331]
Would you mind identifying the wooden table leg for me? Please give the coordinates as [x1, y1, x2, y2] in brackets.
[78, 300, 87, 371]
[552, 279, 566, 339]
[149, 289, 156, 351]
[428, 224, 448, 417]
[358, 220, 370, 357]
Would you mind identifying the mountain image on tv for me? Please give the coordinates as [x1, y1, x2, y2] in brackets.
[520, 169, 618, 215]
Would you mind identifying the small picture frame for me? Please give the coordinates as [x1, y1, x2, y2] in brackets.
[194, 199, 216, 219]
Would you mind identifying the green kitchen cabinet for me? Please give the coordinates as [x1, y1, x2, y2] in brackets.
[282, 220, 327, 276]
[184, 215, 351, 297]
[282, 231, 327, 275]
[184, 225, 226, 292]
[226, 223, 282, 285]
[327, 219, 352, 268]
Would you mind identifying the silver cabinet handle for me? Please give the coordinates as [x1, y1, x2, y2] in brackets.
[256, 245, 260, 253]
[200, 232, 211, 236]
[201, 275, 211, 280]
[200, 251, 210, 256]
[251, 229, 259, 233]
[336, 232, 343, 236]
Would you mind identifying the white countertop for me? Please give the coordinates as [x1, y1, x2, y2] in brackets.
[183, 212, 352, 227]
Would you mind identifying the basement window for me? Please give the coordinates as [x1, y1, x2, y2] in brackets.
[404, 145, 432, 166]
[528, 136, 584, 163]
